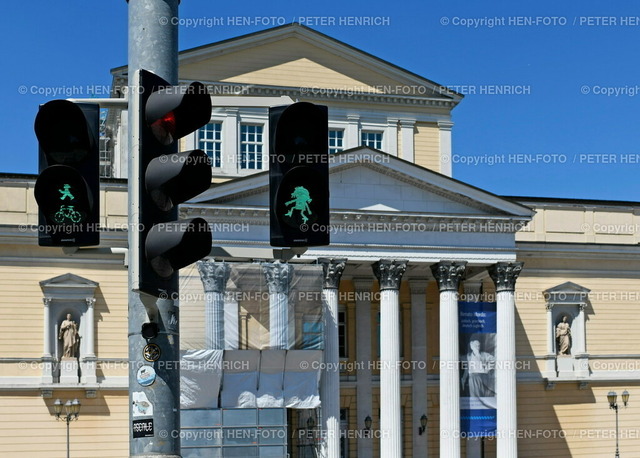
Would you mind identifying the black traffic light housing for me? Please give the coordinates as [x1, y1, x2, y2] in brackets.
[34, 100, 100, 247]
[136, 69, 213, 297]
[269, 102, 330, 247]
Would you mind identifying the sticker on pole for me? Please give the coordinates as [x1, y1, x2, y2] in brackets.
[143, 343, 161, 362]
[132, 391, 154, 417]
[132, 419, 154, 438]
[136, 365, 157, 387]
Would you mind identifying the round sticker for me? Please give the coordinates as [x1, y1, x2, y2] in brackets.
[143, 343, 161, 362]
[136, 365, 157, 387]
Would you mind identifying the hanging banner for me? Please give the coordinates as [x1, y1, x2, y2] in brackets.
[459, 301, 497, 437]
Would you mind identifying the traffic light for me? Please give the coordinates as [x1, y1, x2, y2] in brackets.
[269, 102, 330, 247]
[135, 69, 213, 297]
[34, 100, 100, 247]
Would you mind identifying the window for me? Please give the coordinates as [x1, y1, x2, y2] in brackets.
[329, 129, 344, 154]
[340, 409, 349, 458]
[240, 124, 263, 170]
[361, 131, 383, 150]
[181, 408, 287, 457]
[99, 108, 112, 177]
[198, 122, 222, 168]
[338, 310, 347, 358]
[302, 319, 323, 350]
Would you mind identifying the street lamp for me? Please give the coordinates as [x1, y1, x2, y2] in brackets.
[607, 390, 629, 458]
[418, 414, 428, 435]
[364, 415, 373, 439]
[53, 398, 81, 458]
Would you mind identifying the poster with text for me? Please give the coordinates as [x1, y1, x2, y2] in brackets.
[459, 301, 497, 437]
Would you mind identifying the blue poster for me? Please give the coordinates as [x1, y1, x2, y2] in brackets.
[459, 301, 497, 437]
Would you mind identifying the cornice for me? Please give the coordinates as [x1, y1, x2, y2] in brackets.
[182, 204, 531, 232]
[195, 158, 530, 217]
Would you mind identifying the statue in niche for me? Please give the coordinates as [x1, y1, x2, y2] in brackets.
[555, 315, 572, 355]
[59, 314, 79, 358]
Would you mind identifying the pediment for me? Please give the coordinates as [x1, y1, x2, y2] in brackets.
[115, 24, 458, 103]
[191, 147, 533, 220]
[40, 273, 98, 301]
[544, 282, 591, 305]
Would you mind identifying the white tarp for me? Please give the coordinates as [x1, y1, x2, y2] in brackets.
[181, 349, 323, 410]
[180, 349, 223, 409]
[256, 350, 286, 408]
[220, 350, 260, 408]
[284, 350, 322, 409]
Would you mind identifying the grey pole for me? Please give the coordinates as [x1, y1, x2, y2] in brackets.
[127, 1, 181, 457]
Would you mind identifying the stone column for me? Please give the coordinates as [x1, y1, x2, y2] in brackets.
[544, 302, 556, 377]
[430, 261, 467, 458]
[43, 298, 52, 358]
[221, 108, 239, 175]
[197, 261, 232, 350]
[225, 284, 240, 350]
[85, 298, 96, 358]
[81, 297, 97, 384]
[438, 120, 454, 177]
[319, 258, 347, 458]
[488, 262, 523, 458]
[385, 118, 398, 157]
[400, 119, 416, 163]
[263, 261, 294, 349]
[373, 259, 408, 458]
[42, 298, 54, 383]
[353, 277, 374, 457]
[574, 303, 589, 377]
[410, 278, 429, 457]
[346, 114, 360, 149]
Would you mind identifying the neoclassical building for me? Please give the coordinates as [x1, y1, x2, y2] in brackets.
[1, 23, 640, 457]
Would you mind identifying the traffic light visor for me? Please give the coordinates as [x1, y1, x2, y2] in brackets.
[34, 100, 94, 164]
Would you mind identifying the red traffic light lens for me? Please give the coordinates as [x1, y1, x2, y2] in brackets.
[149, 111, 177, 146]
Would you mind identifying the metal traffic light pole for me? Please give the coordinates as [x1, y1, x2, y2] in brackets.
[127, 1, 181, 456]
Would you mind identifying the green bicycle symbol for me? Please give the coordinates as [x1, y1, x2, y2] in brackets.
[54, 205, 82, 224]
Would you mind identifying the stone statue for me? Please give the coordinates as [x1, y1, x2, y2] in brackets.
[556, 315, 571, 355]
[59, 314, 79, 358]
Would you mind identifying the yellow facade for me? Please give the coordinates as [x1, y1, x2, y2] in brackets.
[1, 23, 639, 457]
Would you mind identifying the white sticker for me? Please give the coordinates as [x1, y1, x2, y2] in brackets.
[132, 391, 154, 417]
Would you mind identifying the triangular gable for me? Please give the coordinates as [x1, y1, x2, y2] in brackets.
[544, 282, 591, 305]
[40, 273, 99, 301]
[40, 273, 98, 289]
[191, 147, 533, 220]
[112, 24, 460, 103]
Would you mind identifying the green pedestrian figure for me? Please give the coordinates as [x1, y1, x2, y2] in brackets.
[285, 186, 313, 224]
[59, 184, 75, 201]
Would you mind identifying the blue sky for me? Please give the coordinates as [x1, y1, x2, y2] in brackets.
[3, 0, 639, 200]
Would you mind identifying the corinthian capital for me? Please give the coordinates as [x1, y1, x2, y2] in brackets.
[487, 262, 524, 292]
[197, 261, 231, 293]
[430, 261, 467, 292]
[319, 258, 347, 290]
[262, 261, 294, 294]
[372, 259, 408, 291]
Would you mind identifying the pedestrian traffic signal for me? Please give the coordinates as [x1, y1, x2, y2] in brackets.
[269, 102, 330, 247]
[34, 100, 100, 247]
[134, 69, 213, 297]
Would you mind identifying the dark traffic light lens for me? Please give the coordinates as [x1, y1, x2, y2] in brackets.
[34, 100, 94, 164]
